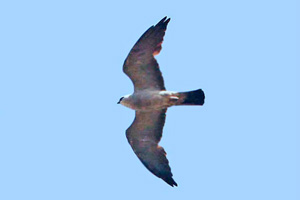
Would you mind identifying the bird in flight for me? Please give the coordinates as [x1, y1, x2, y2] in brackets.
[118, 17, 205, 187]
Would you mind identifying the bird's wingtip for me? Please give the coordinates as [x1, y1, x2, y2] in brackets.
[157, 16, 171, 26]
[164, 177, 178, 187]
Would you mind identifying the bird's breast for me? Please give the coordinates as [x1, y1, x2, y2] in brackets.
[129, 90, 175, 111]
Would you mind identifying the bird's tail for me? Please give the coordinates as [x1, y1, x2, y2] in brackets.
[176, 89, 205, 106]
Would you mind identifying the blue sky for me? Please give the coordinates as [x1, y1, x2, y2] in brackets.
[0, 0, 299, 199]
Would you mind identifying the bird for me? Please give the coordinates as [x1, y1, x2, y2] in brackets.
[118, 16, 205, 187]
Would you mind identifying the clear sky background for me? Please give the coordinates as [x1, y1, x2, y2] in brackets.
[0, 1, 299, 199]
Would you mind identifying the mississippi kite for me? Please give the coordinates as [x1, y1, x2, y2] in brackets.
[118, 17, 205, 187]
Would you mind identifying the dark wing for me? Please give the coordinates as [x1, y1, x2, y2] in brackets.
[123, 17, 170, 92]
[126, 109, 177, 187]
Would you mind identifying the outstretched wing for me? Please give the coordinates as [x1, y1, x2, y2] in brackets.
[126, 109, 177, 187]
[123, 17, 170, 92]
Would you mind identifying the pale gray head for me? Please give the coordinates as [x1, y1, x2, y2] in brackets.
[117, 94, 131, 106]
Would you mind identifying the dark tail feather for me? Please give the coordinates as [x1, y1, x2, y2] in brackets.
[178, 89, 205, 106]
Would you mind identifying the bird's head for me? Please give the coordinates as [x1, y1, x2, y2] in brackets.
[117, 94, 132, 109]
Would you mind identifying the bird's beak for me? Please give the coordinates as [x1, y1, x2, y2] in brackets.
[117, 101, 120, 104]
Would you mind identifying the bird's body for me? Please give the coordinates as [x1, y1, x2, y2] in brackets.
[120, 90, 178, 111]
[119, 17, 205, 187]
